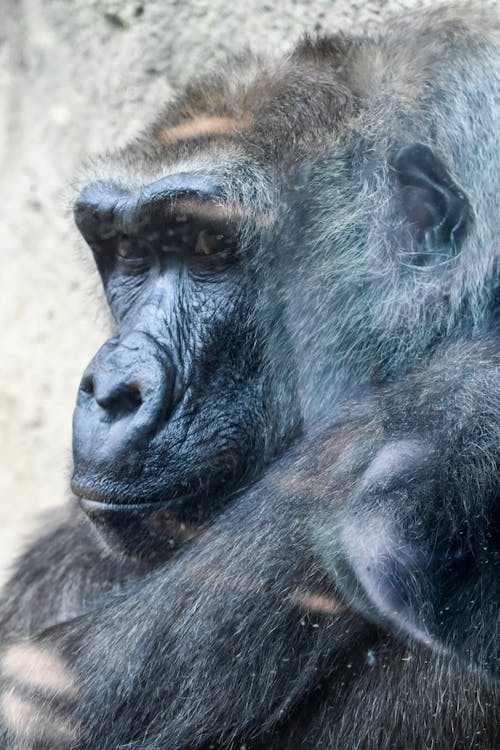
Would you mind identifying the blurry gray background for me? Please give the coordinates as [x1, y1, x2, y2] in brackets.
[0, 0, 458, 579]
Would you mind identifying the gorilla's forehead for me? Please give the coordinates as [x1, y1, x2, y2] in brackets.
[149, 58, 355, 156]
[80, 59, 357, 194]
[79, 4, 499, 198]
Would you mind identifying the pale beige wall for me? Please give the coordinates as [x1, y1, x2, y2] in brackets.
[0, 0, 461, 579]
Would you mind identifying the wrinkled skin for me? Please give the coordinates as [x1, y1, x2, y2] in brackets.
[0, 5, 499, 749]
[70, 177, 300, 541]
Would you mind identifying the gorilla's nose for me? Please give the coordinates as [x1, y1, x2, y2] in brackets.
[80, 334, 172, 424]
[81, 349, 151, 425]
[72, 332, 176, 478]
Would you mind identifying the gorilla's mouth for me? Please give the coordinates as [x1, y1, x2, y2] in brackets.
[70, 455, 250, 517]
[71, 479, 196, 512]
[78, 497, 160, 512]
[72, 472, 231, 529]
[70, 467, 200, 507]
[71, 478, 152, 508]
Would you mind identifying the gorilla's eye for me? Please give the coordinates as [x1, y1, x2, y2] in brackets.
[116, 236, 150, 272]
[194, 228, 234, 256]
[117, 237, 135, 259]
[159, 217, 239, 267]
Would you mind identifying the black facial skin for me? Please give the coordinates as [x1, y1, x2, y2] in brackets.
[72, 177, 300, 554]
[0, 6, 499, 750]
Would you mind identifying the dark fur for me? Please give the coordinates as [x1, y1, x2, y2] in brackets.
[0, 5, 499, 749]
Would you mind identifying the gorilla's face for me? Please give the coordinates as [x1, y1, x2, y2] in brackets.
[71, 174, 299, 534]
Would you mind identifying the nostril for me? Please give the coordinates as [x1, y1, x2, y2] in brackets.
[80, 375, 95, 397]
[116, 385, 143, 414]
[96, 383, 143, 421]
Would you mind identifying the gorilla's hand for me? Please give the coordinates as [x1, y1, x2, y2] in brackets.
[1, 640, 81, 749]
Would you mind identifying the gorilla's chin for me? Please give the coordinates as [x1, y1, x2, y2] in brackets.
[78, 497, 200, 563]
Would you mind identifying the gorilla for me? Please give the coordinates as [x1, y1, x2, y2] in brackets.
[0, 4, 498, 749]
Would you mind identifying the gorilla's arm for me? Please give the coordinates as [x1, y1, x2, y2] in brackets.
[0, 466, 371, 750]
[0, 506, 140, 643]
[1, 338, 499, 750]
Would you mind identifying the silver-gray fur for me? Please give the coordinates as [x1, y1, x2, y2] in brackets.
[0, 5, 498, 749]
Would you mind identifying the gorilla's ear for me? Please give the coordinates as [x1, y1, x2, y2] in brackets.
[391, 144, 470, 253]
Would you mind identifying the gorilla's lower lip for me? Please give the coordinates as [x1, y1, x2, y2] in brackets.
[73, 479, 196, 512]
[79, 498, 159, 512]
[71, 479, 147, 508]
[72, 479, 172, 510]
